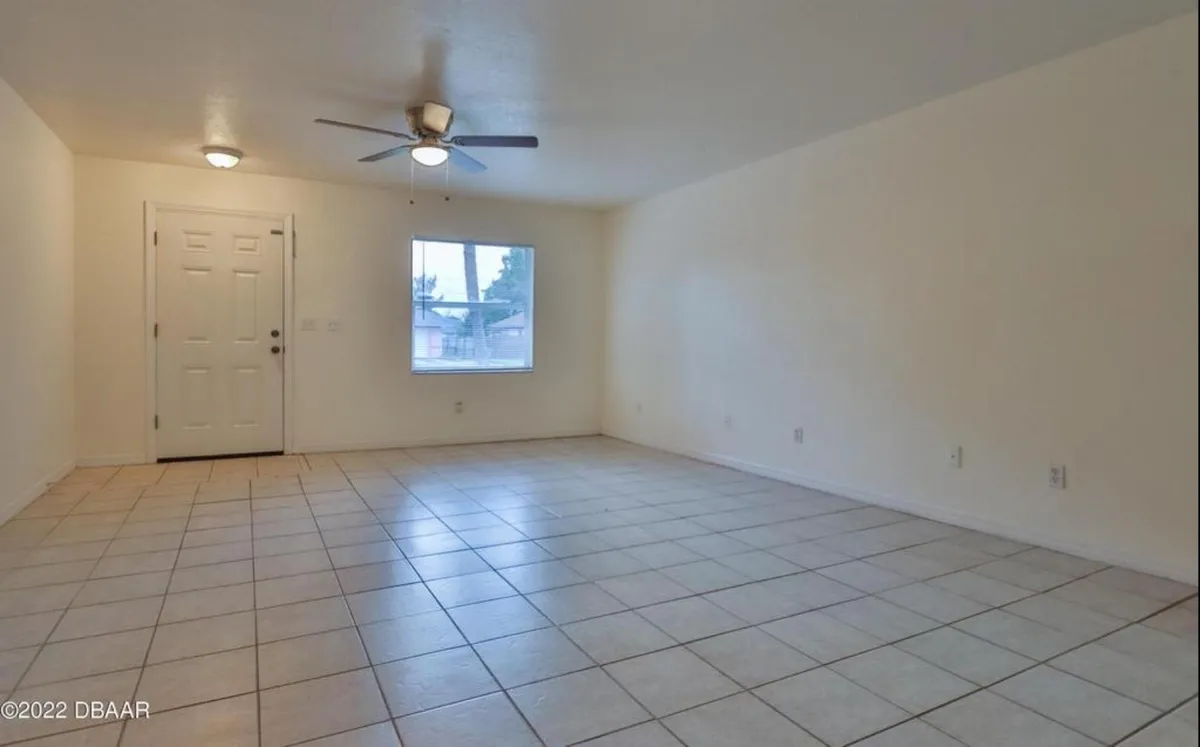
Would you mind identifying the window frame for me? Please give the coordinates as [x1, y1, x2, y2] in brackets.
[410, 235, 536, 375]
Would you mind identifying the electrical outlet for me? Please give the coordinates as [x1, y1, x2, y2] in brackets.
[454, 401, 464, 415]
[793, 427, 804, 444]
[723, 415, 733, 430]
[300, 318, 318, 332]
[948, 446, 962, 469]
[1049, 465, 1067, 489]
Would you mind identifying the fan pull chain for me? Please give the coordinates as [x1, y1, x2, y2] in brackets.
[444, 159, 451, 201]
[409, 158, 415, 205]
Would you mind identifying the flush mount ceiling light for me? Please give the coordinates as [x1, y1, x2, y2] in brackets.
[410, 143, 449, 167]
[202, 146, 243, 169]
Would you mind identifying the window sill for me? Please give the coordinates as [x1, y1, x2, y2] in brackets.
[411, 367, 534, 376]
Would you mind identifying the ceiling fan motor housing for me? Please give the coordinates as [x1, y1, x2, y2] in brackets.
[408, 101, 454, 137]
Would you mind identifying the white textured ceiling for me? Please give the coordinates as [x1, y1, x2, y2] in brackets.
[0, 0, 1193, 206]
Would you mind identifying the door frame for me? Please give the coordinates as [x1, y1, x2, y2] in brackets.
[143, 202, 296, 463]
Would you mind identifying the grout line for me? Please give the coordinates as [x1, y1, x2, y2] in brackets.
[351, 467, 1194, 747]
[3, 474, 181, 743]
[252, 501, 264, 747]
[836, 567, 1197, 747]
[351, 471, 553, 747]
[303, 482, 409, 747]
[0, 519, 84, 702]
[4, 573, 1189, 732]
[1109, 688, 1198, 746]
[112, 480, 193, 747]
[0, 445, 1195, 747]
[1, 513, 1190, 662]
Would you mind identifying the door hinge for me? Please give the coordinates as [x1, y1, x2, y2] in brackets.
[153, 323, 158, 338]
[154, 415, 159, 429]
[153, 230, 158, 246]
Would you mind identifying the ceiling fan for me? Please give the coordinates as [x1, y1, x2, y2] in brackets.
[315, 101, 538, 173]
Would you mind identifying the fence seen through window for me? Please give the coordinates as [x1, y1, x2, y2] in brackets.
[411, 238, 534, 372]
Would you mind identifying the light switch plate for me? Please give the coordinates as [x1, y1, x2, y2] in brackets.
[1049, 465, 1066, 489]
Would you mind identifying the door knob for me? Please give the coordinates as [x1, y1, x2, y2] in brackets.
[270, 345, 281, 354]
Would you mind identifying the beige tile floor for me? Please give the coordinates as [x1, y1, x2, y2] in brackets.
[0, 436, 1195, 747]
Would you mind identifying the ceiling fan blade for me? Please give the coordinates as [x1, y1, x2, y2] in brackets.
[314, 118, 414, 140]
[449, 135, 539, 149]
[448, 147, 488, 173]
[359, 145, 413, 163]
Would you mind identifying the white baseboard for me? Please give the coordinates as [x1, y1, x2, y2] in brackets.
[295, 429, 603, 455]
[0, 459, 76, 525]
[610, 433, 1198, 586]
[76, 453, 147, 467]
[76, 431, 603, 464]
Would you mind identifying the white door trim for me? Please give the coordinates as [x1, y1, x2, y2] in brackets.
[143, 202, 296, 463]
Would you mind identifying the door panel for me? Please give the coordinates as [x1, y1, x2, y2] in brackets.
[232, 271, 260, 342]
[156, 209, 285, 458]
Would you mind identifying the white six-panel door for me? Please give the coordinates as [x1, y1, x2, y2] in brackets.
[155, 208, 285, 458]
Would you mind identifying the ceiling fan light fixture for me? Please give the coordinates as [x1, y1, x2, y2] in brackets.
[411, 144, 449, 167]
[202, 146, 243, 169]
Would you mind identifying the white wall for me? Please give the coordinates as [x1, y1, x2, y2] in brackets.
[603, 16, 1198, 582]
[0, 76, 75, 522]
[75, 157, 604, 463]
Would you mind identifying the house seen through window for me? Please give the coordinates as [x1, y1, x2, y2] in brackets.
[411, 238, 534, 372]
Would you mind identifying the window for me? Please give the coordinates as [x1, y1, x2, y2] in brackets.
[411, 238, 534, 373]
